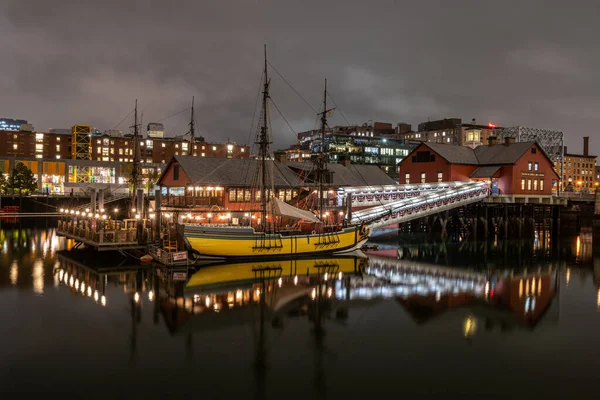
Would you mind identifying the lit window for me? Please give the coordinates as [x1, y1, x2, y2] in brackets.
[56, 145, 60, 151]
[202, 146, 205, 150]
[162, 143, 166, 148]
[56, 155, 61, 159]
[227, 144, 233, 151]
[527, 179, 532, 190]
[13, 144, 17, 149]
[437, 172, 443, 182]
[521, 179, 525, 190]
[534, 162, 539, 171]
[57, 137, 60, 142]
[528, 162, 532, 171]
[420, 172, 426, 183]
[241, 148, 245, 153]
[140, 141, 144, 147]
[201, 152, 205, 157]
[212, 146, 216, 151]
[97, 147, 101, 154]
[182, 143, 188, 150]
[539, 179, 544, 191]
[175, 144, 179, 149]
[533, 179, 538, 191]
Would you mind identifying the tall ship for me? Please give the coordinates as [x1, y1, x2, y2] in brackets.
[182, 47, 371, 260]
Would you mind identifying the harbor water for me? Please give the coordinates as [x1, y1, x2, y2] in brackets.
[1, 228, 600, 398]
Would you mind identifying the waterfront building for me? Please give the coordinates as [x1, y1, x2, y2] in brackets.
[147, 123, 165, 138]
[553, 136, 597, 192]
[398, 137, 559, 198]
[292, 122, 414, 180]
[157, 155, 397, 223]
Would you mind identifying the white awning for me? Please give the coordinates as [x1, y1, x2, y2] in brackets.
[269, 197, 320, 223]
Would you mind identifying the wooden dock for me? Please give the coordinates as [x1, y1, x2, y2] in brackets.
[56, 218, 150, 251]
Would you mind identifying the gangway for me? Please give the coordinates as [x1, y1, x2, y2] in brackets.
[351, 180, 489, 229]
[345, 181, 458, 208]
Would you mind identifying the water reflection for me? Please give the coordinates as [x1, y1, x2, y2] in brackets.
[2, 228, 600, 397]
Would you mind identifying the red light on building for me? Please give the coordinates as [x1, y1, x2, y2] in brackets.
[488, 123, 497, 128]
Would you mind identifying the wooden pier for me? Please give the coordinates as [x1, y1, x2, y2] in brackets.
[56, 216, 153, 251]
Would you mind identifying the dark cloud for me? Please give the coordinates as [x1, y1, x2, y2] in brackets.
[1, 0, 599, 154]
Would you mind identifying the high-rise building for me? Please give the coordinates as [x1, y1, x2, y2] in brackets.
[555, 136, 597, 191]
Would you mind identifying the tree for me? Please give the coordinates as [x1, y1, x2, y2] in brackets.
[0, 174, 7, 194]
[9, 163, 38, 195]
[145, 168, 160, 195]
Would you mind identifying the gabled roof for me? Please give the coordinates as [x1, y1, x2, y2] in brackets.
[285, 161, 398, 187]
[159, 156, 399, 188]
[161, 156, 303, 187]
[418, 142, 480, 164]
[474, 141, 534, 164]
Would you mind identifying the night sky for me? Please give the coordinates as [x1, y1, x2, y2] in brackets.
[1, 0, 599, 154]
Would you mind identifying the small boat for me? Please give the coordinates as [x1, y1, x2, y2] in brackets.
[140, 254, 153, 264]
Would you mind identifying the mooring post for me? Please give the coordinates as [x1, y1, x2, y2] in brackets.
[91, 189, 97, 213]
[154, 188, 161, 242]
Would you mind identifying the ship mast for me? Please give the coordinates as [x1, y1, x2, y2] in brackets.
[317, 80, 335, 225]
[131, 99, 142, 212]
[189, 96, 195, 155]
[257, 45, 271, 232]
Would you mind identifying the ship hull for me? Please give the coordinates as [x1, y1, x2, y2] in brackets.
[183, 225, 370, 260]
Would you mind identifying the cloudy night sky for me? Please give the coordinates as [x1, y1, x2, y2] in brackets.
[1, 0, 599, 154]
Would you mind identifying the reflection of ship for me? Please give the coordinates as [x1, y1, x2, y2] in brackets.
[159, 254, 368, 335]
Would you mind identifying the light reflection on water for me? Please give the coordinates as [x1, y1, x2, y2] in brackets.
[1, 228, 600, 397]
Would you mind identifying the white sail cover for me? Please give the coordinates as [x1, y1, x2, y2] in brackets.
[269, 197, 320, 223]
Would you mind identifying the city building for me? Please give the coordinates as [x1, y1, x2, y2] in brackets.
[292, 122, 414, 179]
[398, 137, 559, 198]
[596, 165, 600, 186]
[0, 156, 163, 194]
[0, 117, 30, 131]
[398, 118, 500, 148]
[147, 123, 165, 139]
[554, 136, 597, 192]
[0, 127, 250, 164]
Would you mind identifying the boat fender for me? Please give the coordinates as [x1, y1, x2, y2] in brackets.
[311, 230, 316, 235]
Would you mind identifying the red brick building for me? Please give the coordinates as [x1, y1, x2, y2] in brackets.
[398, 138, 559, 196]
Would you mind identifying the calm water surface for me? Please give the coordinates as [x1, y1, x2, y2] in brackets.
[1, 228, 599, 399]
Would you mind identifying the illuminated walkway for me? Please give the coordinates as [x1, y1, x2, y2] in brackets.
[351, 180, 489, 229]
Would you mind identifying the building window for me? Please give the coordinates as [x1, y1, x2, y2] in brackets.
[162, 143, 166, 148]
[533, 179, 538, 191]
[437, 172, 443, 182]
[13, 144, 17, 150]
[539, 179, 544, 191]
[201, 152, 205, 157]
[521, 179, 525, 190]
[534, 162, 539, 171]
[531, 147, 537, 154]
[212, 146, 217, 151]
[173, 165, 179, 181]
[56, 145, 60, 151]
[527, 179, 532, 190]
[420, 172, 426, 183]
[528, 162, 532, 171]
[404, 173, 410, 184]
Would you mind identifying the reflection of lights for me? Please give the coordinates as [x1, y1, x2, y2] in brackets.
[94, 290, 99, 302]
[327, 287, 333, 298]
[205, 296, 211, 307]
[148, 291, 154, 301]
[9, 261, 18, 285]
[59, 270, 64, 280]
[75, 279, 79, 290]
[576, 236, 581, 258]
[134, 292, 140, 303]
[484, 281, 490, 298]
[236, 290, 243, 300]
[435, 291, 441, 302]
[311, 288, 317, 300]
[463, 316, 477, 338]
[338, 272, 343, 280]
[538, 278, 542, 295]
[80, 282, 86, 293]
[566, 268, 571, 286]
[324, 273, 328, 281]
[278, 277, 282, 288]
[293, 276, 298, 286]
[597, 289, 600, 309]
[519, 280, 523, 298]
[101, 295, 106, 306]
[87, 286, 92, 297]
[69, 276, 74, 287]
[213, 303, 221, 312]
